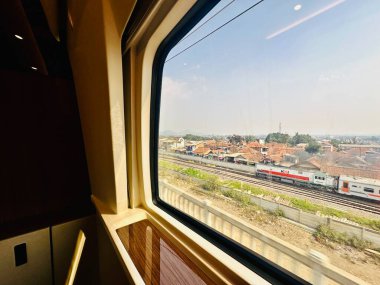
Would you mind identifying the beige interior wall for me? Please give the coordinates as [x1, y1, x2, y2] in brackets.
[0, 228, 52, 285]
[52, 216, 99, 285]
[66, 0, 136, 213]
[97, 218, 132, 285]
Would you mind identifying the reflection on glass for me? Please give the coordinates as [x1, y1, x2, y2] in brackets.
[117, 220, 214, 284]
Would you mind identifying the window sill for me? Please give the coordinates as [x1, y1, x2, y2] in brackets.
[92, 195, 270, 284]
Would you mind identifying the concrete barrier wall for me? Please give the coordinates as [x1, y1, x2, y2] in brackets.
[261, 199, 279, 212]
[364, 230, 380, 246]
[252, 196, 380, 247]
[159, 181, 367, 285]
[330, 220, 363, 238]
[301, 212, 328, 229]
[279, 204, 300, 222]
[252, 193, 379, 247]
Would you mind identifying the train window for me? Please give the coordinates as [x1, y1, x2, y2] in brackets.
[153, 0, 380, 284]
[364, 187, 374, 193]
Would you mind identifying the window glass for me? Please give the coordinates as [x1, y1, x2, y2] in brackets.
[157, 1, 380, 284]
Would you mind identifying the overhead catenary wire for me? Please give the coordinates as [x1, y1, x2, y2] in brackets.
[177, 0, 236, 44]
[165, 0, 265, 63]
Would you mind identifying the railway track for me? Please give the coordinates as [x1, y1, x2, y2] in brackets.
[160, 155, 380, 215]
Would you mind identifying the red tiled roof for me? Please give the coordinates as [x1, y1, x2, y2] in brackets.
[247, 141, 261, 148]
[267, 144, 298, 156]
[205, 140, 216, 144]
[242, 152, 263, 162]
[306, 156, 322, 169]
[229, 146, 239, 153]
[240, 147, 254, 154]
[321, 165, 380, 179]
[211, 149, 225, 154]
[193, 147, 211, 155]
[266, 154, 283, 162]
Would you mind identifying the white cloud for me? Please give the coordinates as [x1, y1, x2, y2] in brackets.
[161, 76, 188, 98]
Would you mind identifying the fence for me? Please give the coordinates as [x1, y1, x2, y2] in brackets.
[250, 196, 380, 247]
[160, 181, 368, 285]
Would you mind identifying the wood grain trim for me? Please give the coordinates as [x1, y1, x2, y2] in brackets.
[117, 220, 217, 284]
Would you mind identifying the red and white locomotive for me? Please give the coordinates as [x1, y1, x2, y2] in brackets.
[255, 163, 380, 201]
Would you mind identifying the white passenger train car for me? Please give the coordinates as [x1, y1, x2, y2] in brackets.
[338, 175, 380, 201]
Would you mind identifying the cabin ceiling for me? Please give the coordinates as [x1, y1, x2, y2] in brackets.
[0, 0, 71, 78]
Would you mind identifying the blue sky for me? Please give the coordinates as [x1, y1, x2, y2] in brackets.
[160, 0, 380, 136]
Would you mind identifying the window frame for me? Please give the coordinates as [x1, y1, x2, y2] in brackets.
[149, 1, 308, 284]
[364, 187, 374, 193]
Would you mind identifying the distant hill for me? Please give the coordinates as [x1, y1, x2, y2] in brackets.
[160, 129, 208, 137]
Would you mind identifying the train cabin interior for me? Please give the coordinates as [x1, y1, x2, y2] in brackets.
[2, 0, 376, 284]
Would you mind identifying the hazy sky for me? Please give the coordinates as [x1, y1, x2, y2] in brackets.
[160, 0, 380, 136]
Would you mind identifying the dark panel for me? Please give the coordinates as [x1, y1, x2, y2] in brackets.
[14, 243, 28, 266]
[0, 70, 93, 239]
[21, 0, 72, 78]
[0, 0, 47, 74]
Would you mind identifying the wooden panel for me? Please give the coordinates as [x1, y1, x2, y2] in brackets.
[117, 220, 217, 285]
[0, 70, 93, 239]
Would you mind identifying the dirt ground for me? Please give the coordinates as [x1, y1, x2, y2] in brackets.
[161, 171, 380, 284]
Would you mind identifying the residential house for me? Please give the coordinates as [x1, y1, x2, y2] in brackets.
[293, 156, 322, 171]
[224, 153, 246, 163]
[186, 141, 202, 154]
[192, 147, 212, 157]
[247, 141, 268, 155]
[159, 138, 177, 151]
[278, 154, 298, 168]
[209, 149, 226, 160]
[320, 141, 333, 152]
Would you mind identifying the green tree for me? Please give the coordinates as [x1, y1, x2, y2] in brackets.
[244, 135, 256, 142]
[265, 132, 290, 144]
[289, 132, 316, 146]
[305, 142, 321, 154]
[183, 134, 208, 141]
[330, 139, 341, 148]
[228, 134, 243, 145]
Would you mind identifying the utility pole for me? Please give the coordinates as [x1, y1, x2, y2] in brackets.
[279, 122, 282, 134]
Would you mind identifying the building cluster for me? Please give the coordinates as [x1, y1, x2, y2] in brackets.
[159, 137, 380, 179]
